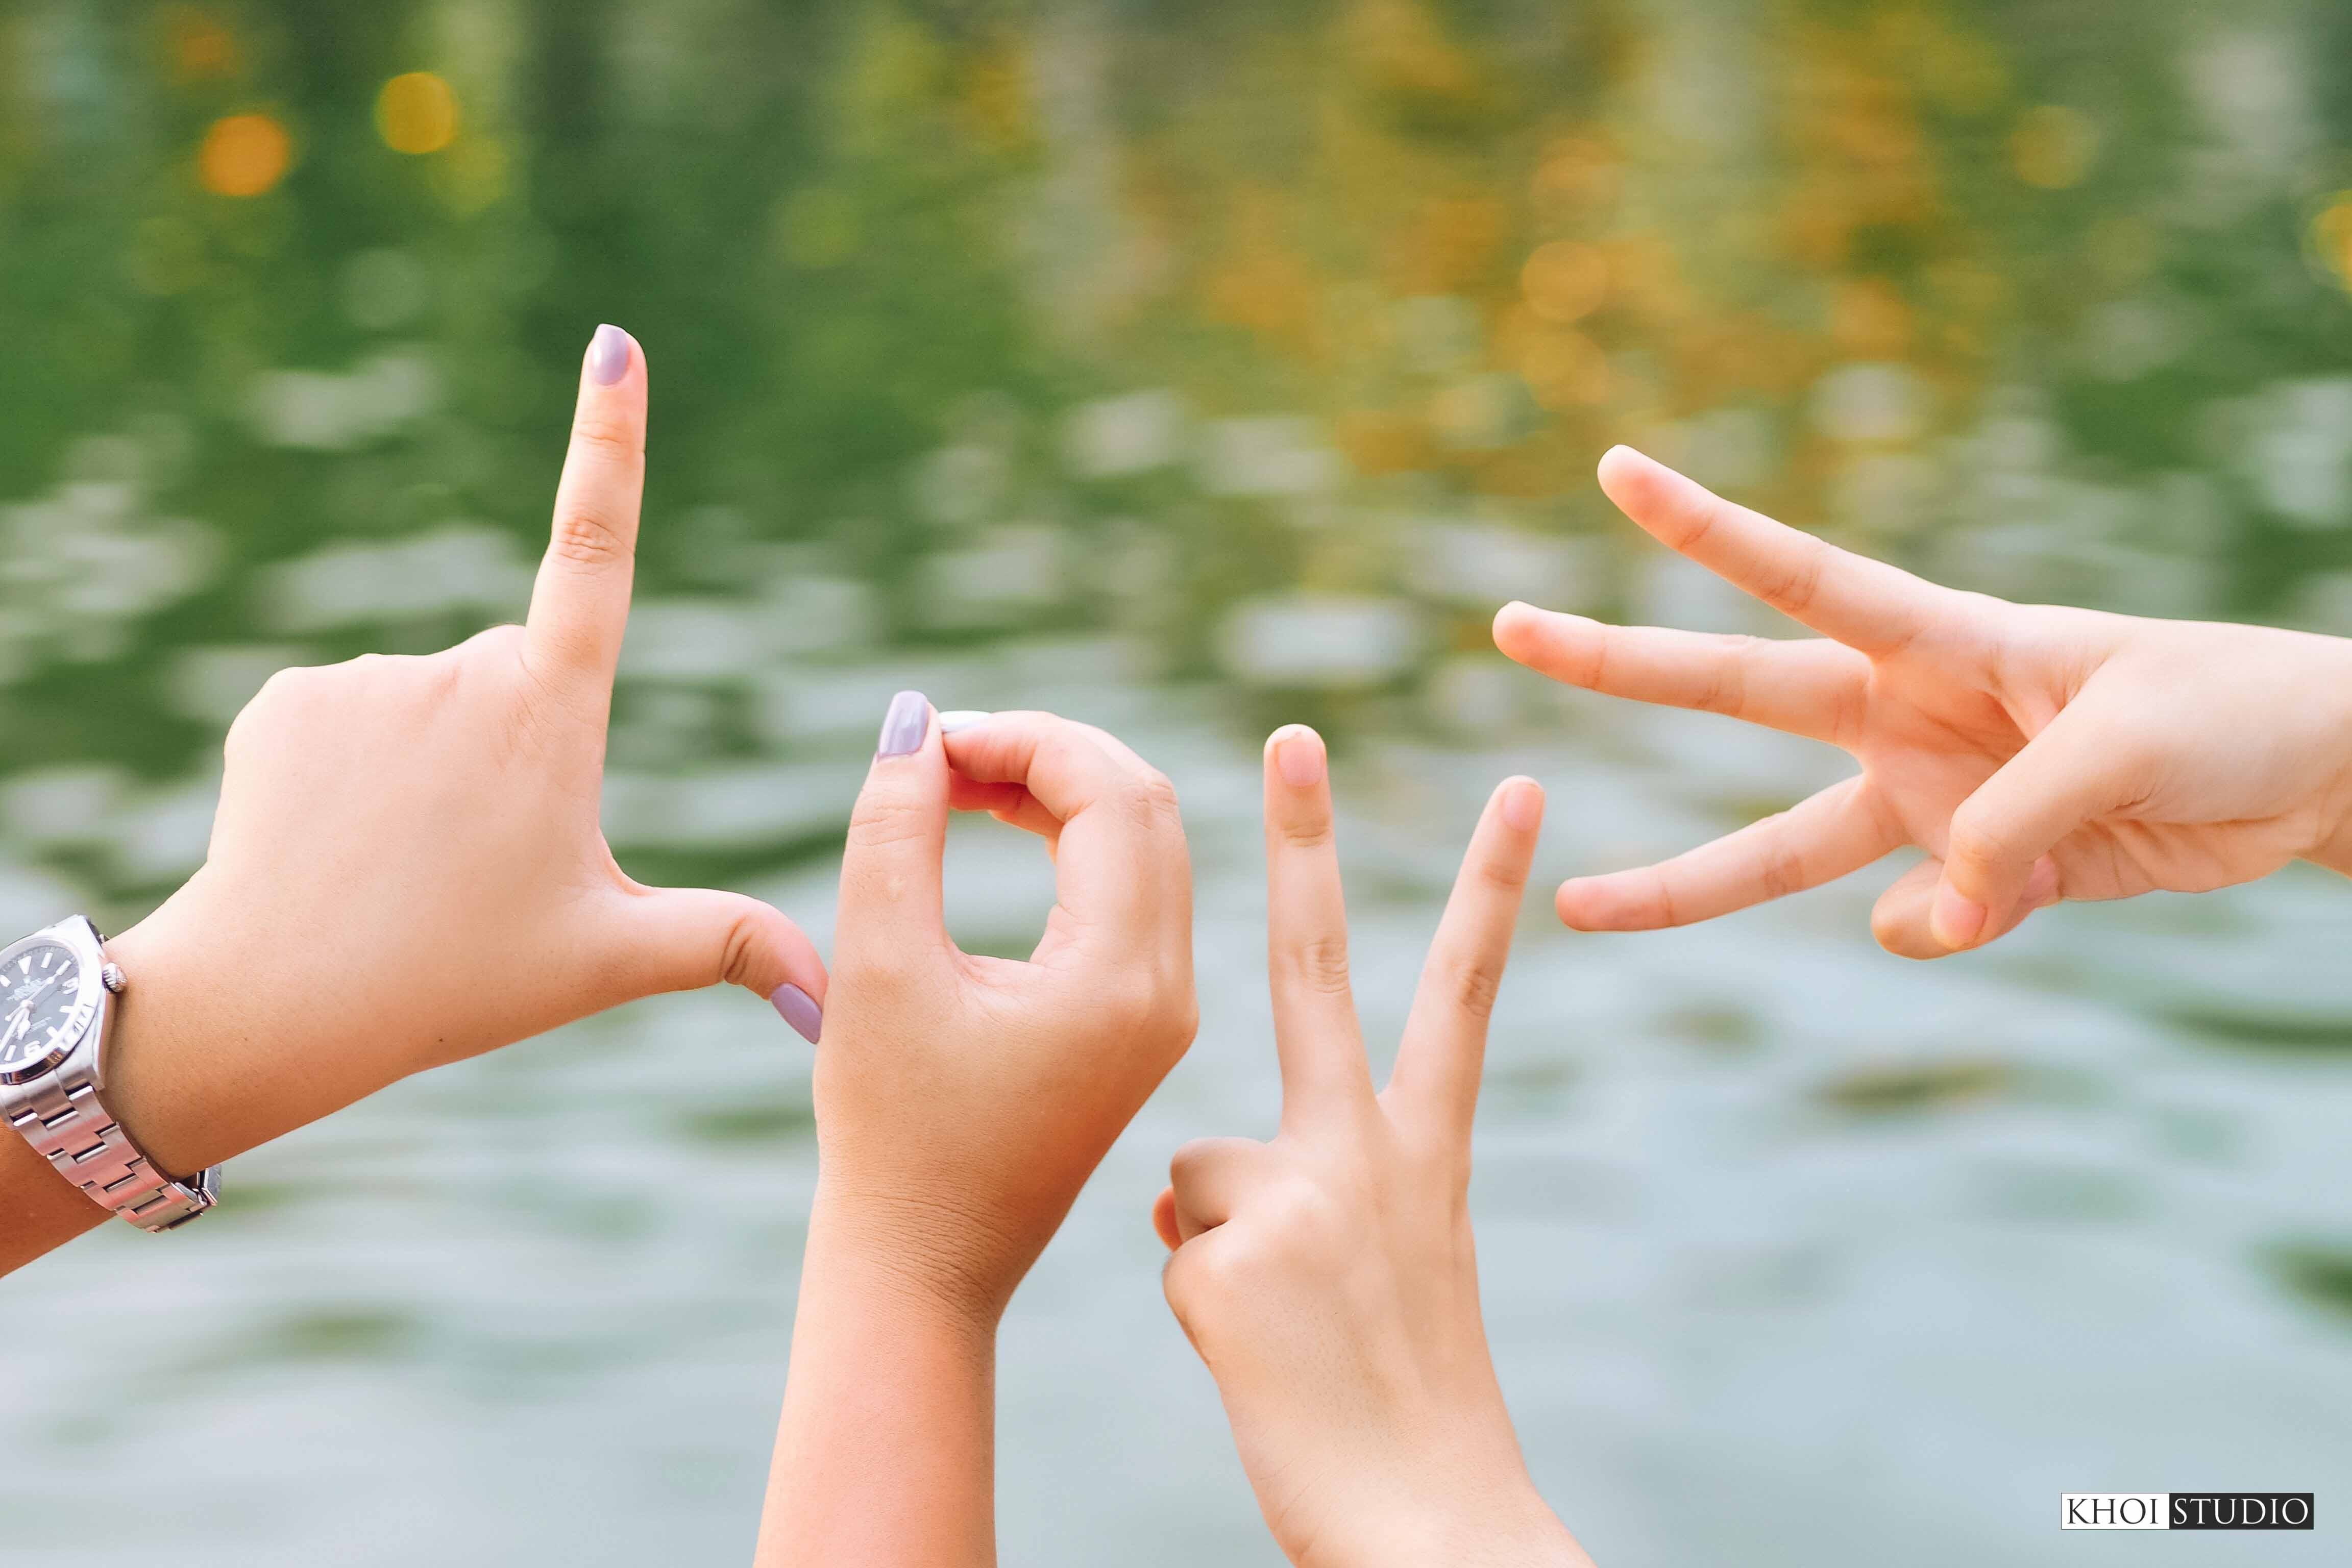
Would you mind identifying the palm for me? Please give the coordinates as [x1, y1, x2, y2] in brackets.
[1498, 449, 2347, 955]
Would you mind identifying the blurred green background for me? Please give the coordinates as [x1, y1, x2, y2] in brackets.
[4, 2, 2352, 1563]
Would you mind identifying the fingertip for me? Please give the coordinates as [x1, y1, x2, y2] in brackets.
[584, 323, 640, 388]
[771, 983, 823, 1044]
[1555, 877, 1604, 929]
[1596, 443, 1649, 486]
[1151, 1187, 1181, 1252]
[1498, 775, 1545, 834]
[1928, 881, 1988, 950]
[1266, 724, 1326, 790]
[875, 689, 933, 760]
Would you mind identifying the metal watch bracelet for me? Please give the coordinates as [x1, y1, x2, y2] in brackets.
[5, 1061, 218, 1232]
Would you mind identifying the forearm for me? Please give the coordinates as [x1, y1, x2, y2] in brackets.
[755, 1190, 1000, 1568]
[0, 1130, 106, 1269]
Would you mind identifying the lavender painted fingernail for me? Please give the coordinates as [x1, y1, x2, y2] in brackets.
[876, 689, 929, 757]
[587, 323, 631, 385]
[771, 983, 822, 1043]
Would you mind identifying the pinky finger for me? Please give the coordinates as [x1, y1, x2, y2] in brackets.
[1152, 1187, 1181, 1251]
[1558, 774, 1900, 929]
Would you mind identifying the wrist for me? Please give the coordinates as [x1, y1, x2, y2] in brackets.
[803, 1177, 1023, 1335]
[1292, 1442, 1585, 1568]
[96, 875, 405, 1178]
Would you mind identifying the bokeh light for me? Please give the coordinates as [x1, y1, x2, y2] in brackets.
[198, 113, 292, 197]
[1520, 240, 1608, 324]
[2311, 195, 2352, 288]
[2010, 104, 2098, 189]
[376, 72, 460, 155]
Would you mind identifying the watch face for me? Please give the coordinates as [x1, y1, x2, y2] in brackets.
[0, 941, 86, 1077]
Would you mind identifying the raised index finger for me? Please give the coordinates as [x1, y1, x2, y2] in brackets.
[524, 324, 645, 696]
[1597, 446, 1946, 655]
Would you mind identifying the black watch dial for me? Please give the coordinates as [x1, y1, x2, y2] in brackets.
[0, 942, 85, 1077]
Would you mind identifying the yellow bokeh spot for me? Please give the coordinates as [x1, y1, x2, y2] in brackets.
[199, 114, 292, 198]
[2311, 197, 2352, 285]
[1521, 240, 1607, 324]
[377, 72, 460, 155]
[1518, 326, 1610, 410]
[2011, 105, 2097, 190]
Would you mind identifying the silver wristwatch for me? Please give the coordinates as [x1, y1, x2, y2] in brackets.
[0, 916, 218, 1232]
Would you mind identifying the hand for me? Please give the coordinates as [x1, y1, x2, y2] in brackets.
[814, 697, 1198, 1317]
[1493, 446, 2352, 958]
[96, 325, 828, 1183]
[1153, 726, 1589, 1568]
[757, 698, 1196, 1568]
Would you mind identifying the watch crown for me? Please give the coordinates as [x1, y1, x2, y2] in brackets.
[100, 964, 126, 994]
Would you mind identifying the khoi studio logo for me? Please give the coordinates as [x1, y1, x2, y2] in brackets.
[2062, 1493, 2313, 1531]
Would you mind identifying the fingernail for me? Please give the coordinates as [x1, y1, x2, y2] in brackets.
[938, 709, 993, 733]
[876, 690, 930, 757]
[587, 323, 631, 385]
[1929, 884, 1987, 949]
[771, 983, 822, 1043]
[1500, 777, 1544, 832]
[1269, 725, 1325, 788]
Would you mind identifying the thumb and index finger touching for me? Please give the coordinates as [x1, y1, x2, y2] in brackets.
[837, 697, 1194, 981]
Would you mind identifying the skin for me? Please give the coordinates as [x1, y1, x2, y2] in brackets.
[1152, 727, 1591, 1568]
[0, 327, 827, 1272]
[1493, 446, 2352, 958]
[757, 704, 1197, 1568]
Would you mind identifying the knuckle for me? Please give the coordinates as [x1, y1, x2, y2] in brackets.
[1473, 850, 1530, 896]
[1278, 935, 1352, 998]
[547, 506, 633, 570]
[466, 621, 527, 658]
[1693, 640, 1758, 714]
[1162, 1247, 1227, 1318]
[1761, 539, 1828, 616]
[1435, 954, 1504, 1020]
[1119, 767, 1183, 827]
[712, 905, 770, 991]
[569, 414, 642, 462]
[845, 792, 932, 854]
[1175, 1233, 1266, 1302]
[1275, 815, 1335, 851]
[1944, 802, 2019, 871]
[1754, 828, 1802, 902]
[234, 665, 324, 731]
[1168, 1138, 1235, 1192]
